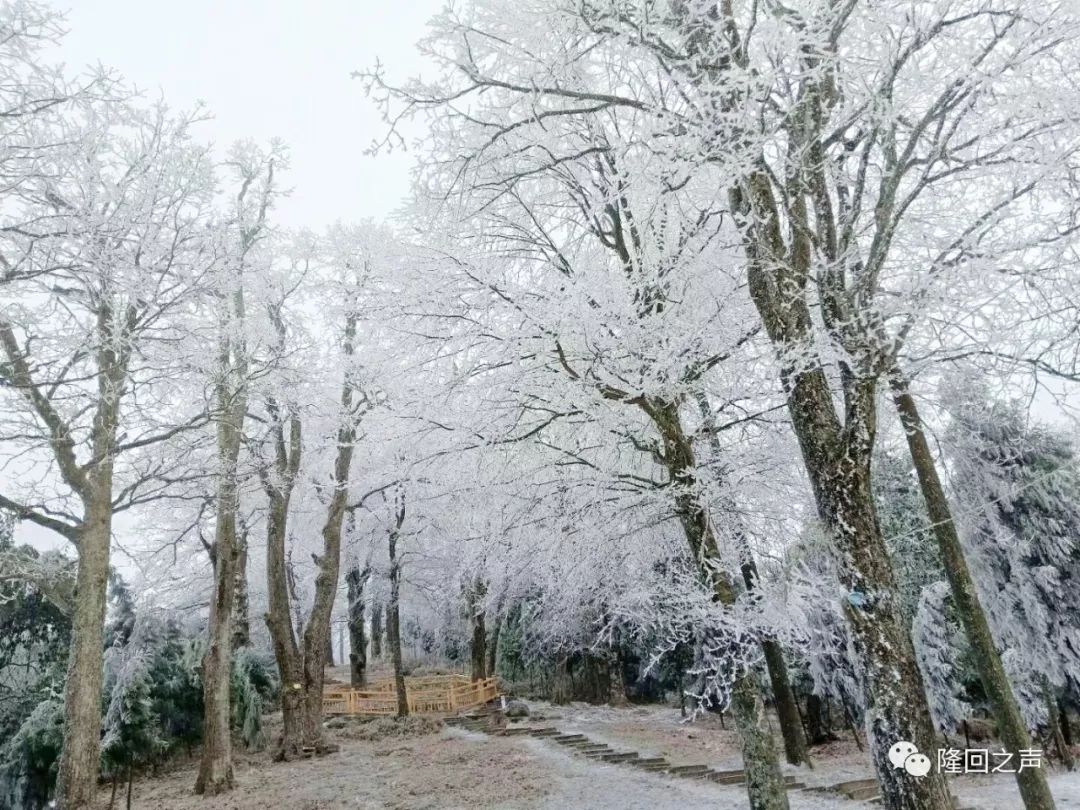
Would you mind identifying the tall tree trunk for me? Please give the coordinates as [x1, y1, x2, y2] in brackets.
[752, 353, 950, 808]
[264, 312, 357, 758]
[371, 602, 383, 659]
[232, 524, 250, 650]
[263, 485, 307, 759]
[387, 569, 408, 716]
[195, 420, 242, 795]
[649, 399, 789, 810]
[324, 634, 334, 667]
[890, 367, 1058, 809]
[55, 498, 112, 809]
[346, 563, 370, 688]
[608, 649, 629, 706]
[298, 358, 359, 745]
[1045, 684, 1075, 772]
[742, 550, 811, 768]
[759, 636, 812, 769]
[194, 179, 266, 793]
[1060, 699, 1073, 747]
[468, 585, 487, 682]
[486, 610, 502, 678]
[387, 497, 409, 717]
[697, 390, 811, 769]
[806, 693, 830, 745]
[51, 323, 129, 808]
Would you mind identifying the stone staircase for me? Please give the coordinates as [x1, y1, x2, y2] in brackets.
[446, 708, 985, 808]
[824, 777, 980, 809]
[444, 710, 806, 792]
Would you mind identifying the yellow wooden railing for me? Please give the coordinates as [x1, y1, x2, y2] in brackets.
[323, 675, 500, 716]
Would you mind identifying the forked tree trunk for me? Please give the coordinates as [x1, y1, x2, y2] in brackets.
[299, 382, 360, 737]
[734, 155, 954, 805]
[749, 353, 950, 807]
[741, 552, 811, 768]
[195, 319, 246, 799]
[890, 368, 1058, 808]
[46, 324, 129, 809]
[264, 313, 358, 759]
[681, 529, 790, 810]
[371, 602, 383, 659]
[55, 498, 112, 809]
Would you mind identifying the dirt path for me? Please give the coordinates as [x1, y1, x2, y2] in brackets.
[94, 715, 847, 809]
[93, 699, 1080, 809]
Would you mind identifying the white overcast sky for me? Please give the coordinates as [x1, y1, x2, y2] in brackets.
[56, 0, 445, 227]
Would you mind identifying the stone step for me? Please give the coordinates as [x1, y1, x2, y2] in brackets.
[630, 757, 668, 766]
[553, 734, 587, 743]
[682, 769, 720, 779]
[710, 772, 746, 785]
[847, 785, 880, 801]
[599, 752, 639, 763]
[636, 762, 671, 772]
[668, 764, 712, 776]
[527, 728, 558, 736]
[498, 727, 531, 736]
[835, 778, 878, 794]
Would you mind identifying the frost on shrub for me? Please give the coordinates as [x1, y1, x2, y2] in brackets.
[231, 646, 280, 751]
[913, 581, 972, 733]
[0, 698, 64, 810]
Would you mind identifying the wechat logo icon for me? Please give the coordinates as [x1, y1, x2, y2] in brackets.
[888, 741, 932, 777]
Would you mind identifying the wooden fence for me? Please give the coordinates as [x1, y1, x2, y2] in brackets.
[323, 674, 500, 716]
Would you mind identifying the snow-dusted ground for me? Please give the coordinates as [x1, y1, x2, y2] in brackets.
[94, 698, 1080, 809]
[516, 699, 1080, 810]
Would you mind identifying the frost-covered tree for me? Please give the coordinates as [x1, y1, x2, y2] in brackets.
[195, 140, 283, 796]
[947, 378, 1080, 729]
[874, 455, 945, 628]
[0, 88, 220, 808]
[362, 1, 1080, 806]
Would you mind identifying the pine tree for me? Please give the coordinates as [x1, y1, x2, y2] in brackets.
[874, 454, 946, 627]
[947, 377, 1080, 727]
